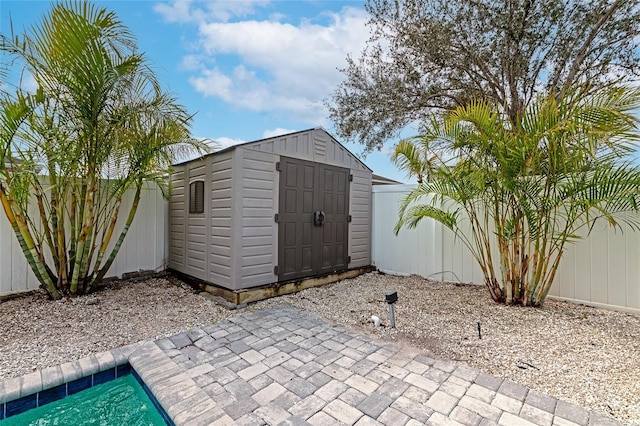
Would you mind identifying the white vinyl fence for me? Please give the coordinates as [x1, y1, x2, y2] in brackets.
[0, 182, 168, 296]
[372, 185, 640, 315]
[4, 181, 639, 314]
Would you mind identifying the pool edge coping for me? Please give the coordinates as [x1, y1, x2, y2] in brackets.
[129, 341, 220, 423]
[0, 340, 216, 425]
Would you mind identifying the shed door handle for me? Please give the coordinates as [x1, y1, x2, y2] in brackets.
[313, 210, 325, 226]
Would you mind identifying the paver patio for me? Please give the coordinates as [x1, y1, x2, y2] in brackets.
[0, 304, 622, 425]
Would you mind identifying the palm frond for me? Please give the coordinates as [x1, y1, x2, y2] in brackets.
[392, 84, 640, 306]
[395, 203, 458, 234]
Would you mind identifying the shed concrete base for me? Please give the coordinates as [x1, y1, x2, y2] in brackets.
[171, 266, 375, 307]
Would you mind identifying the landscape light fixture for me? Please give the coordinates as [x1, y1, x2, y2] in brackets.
[385, 291, 398, 328]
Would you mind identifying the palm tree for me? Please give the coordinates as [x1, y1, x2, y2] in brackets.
[394, 86, 640, 306]
[0, 1, 205, 298]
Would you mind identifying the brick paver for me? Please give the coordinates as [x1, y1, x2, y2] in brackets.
[155, 305, 622, 425]
[0, 304, 623, 425]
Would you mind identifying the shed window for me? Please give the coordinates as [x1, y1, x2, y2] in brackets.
[189, 180, 204, 214]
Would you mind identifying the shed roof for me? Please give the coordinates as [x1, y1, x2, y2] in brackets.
[176, 127, 372, 172]
[372, 174, 402, 185]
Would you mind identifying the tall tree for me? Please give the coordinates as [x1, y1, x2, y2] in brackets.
[393, 86, 640, 306]
[0, 1, 205, 298]
[329, 0, 640, 152]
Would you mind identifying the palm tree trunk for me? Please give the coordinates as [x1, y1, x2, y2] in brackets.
[538, 250, 563, 304]
[0, 185, 61, 299]
[88, 181, 142, 290]
[34, 189, 56, 270]
[70, 177, 96, 294]
[90, 196, 122, 279]
[68, 183, 79, 288]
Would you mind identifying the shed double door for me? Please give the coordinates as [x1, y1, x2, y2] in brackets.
[278, 157, 350, 282]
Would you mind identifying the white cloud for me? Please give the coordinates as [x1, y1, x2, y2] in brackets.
[262, 128, 297, 138]
[189, 67, 234, 100]
[154, 0, 271, 23]
[213, 136, 246, 150]
[180, 55, 202, 71]
[189, 64, 324, 120]
[174, 4, 370, 126]
[153, 1, 198, 23]
[22, 73, 38, 94]
[202, 0, 270, 22]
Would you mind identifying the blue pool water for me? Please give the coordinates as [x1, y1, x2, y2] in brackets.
[0, 374, 167, 425]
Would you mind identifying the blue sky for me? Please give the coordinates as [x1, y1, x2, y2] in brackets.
[1, 0, 411, 182]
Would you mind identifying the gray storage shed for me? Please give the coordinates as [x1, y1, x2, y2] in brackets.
[168, 128, 372, 303]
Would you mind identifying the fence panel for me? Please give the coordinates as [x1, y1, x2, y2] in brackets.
[6, 181, 638, 313]
[0, 182, 167, 297]
[372, 185, 640, 314]
[372, 185, 483, 283]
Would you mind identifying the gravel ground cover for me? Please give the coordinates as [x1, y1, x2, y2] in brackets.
[1, 272, 638, 424]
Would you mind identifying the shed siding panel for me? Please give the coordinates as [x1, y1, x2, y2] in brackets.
[246, 128, 369, 172]
[349, 170, 371, 267]
[209, 151, 234, 287]
[169, 168, 186, 270]
[239, 148, 278, 287]
[185, 160, 208, 278]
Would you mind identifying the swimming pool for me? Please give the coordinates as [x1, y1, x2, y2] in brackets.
[0, 366, 172, 426]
